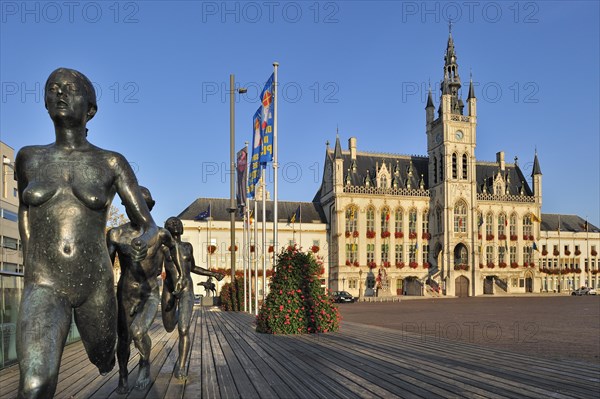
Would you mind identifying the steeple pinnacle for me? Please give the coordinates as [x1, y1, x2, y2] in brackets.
[333, 134, 343, 160]
[426, 86, 434, 109]
[531, 150, 542, 176]
[440, 27, 464, 115]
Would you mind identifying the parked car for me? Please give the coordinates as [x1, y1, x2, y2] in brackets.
[572, 287, 595, 296]
[332, 291, 356, 303]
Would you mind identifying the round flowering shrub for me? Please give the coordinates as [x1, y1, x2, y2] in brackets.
[256, 246, 340, 334]
[219, 277, 245, 311]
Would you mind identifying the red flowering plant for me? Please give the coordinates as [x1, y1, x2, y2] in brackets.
[268, 245, 274, 253]
[422, 232, 431, 240]
[510, 262, 519, 268]
[510, 235, 518, 241]
[478, 233, 482, 240]
[553, 249, 559, 256]
[345, 231, 351, 238]
[345, 260, 351, 266]
[487, 262, 495, 269]
[219, 277, 247, 311]
[499, 262, 507, 268]
[381, 231, 391, 239]
[383, 261, 391, 268]
[366, 230, 376, 239]
[311, 245, 320, 253]
[228, 245, 238, 252]
[529, 235, 535, 241]
[207, 245, 217, 254]
[453, 264, 468, 271]
[486, 234, 494, 241]
[409, 262, 418, 269]
[256, 246, 340, 335]
[353, 231, 359, 238]
[423, 262, 430, 269]
[396, 261, 405, 269]
[592, 249, 598, 256]
[395, 231, 404, 239]
[564, 250, 571, 256]
[542, 249, 548, 256]
[479, 263, 485, 269]
[353, 260, 360, 267]
[409, 232, 417, 240]
[575, 249, 581, 256]
[498, 234, 507, 240]
[368, 261, 377, 269]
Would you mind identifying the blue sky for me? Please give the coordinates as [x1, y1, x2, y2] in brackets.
[1, 1, 599, 227]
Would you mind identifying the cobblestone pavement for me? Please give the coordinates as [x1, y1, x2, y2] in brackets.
[339, 295, 600, 364]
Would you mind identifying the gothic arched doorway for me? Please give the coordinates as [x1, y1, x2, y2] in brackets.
[455, 276, 469, 297]
[454, 243, 469, 269]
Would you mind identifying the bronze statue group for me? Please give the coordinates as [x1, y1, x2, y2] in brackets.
[14, 68, 223, 398]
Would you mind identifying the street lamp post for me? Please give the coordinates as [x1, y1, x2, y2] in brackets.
[229, 74, 247, 283]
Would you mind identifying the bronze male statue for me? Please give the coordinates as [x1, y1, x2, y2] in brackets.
[107, 188, 184, 393]
[161, 217, 224, 380]
[15, 68, 156, 398]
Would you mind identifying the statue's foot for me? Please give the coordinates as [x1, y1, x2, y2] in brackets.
[116, 378, 129, 394]
[173, 363, 187, 381]
[135, 361, 151, 390]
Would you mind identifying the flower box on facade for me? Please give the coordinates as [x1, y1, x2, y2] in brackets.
[565, 250, 571, 256]
[454, 264, 468, 271]
[422, 232, 431, 240]
[592, 250, 598, 256]
[510, 262, 519, 268]
[542, 250, 548, 256]
[396, 262, 405, 268]
[208, 245, 217, 254]
[345, 260, 351, 266]
[409, 232, 417, 240]
[381, 231, 391, 239]
[499, 262, 507, 268]
[553, 250, 560, 256]
[353, 230, 359, 238]
[487, 262, 495, 269]
[345, 231, 351, 238]
[409, 262, 418, 269]
[479, 263, 485, 269]
[510, 235, 518, 241]
[368, 261, 377, 269]
[486, 234, 494, 241]
[395, 231, 404, 239]
[383, 261, 391, 268]
[498, 234, 507, 240]
[575, 249, 581, 256]
[423, 262, 430, 269]
[268, 245, 274, 253]
[353, 260, 360, 267]
[311, 245, 320, 253]
[228, 245, 238, 252]
[478, 233, 482, 240]
[366, 230, 376, 239]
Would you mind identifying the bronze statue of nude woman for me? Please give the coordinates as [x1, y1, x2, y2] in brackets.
[15, 68, 157, 398]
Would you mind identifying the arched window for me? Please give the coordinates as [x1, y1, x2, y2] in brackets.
[345, 206, 357, 233]
[394, 208, 404, 236]
[366, 206, 375, 234]
[381, 207, 390, 233]
[498, 213, 506, 239]
[436, 207, 443, 234]
[485, 212, 494, 237]
[408, 209, 417, 235]
[439, 154, 444, 180]
[422, 210, 429, 236]
[452, 153, 458, 179]
[454, 201, 467, 233]
[379, 175, 388, 188]
[523, 215, 532, 240]
[462, 154, 468, 180]
[510, 214, 518, 238]
[433, 156, 438, 183]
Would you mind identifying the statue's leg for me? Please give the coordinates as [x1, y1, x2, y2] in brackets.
[116, 294, 134, 394]
[173, 289, 193, 380]
[161, 286, 177, 333]
[74, 281, 117, 375]
[132, 292, 159, 390]
[17, 285, 71, 399]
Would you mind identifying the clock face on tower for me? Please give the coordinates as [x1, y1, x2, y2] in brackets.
[455, 131, 464, 140]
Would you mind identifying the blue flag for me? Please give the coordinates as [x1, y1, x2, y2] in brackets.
[248, 109, 262, 199]
[259, 73, 274, 165]
[195, 204, 211, 220]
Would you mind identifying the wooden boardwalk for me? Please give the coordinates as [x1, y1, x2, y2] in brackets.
[1, 306, 599, 398]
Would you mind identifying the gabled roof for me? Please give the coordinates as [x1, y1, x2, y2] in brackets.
[329, 150, 429, 190]
[476, 162, 533, 196]
[540, 214, 599, 233]
[178, 198, 327, 224]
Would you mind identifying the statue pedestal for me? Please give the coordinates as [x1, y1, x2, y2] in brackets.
[364, 288, 375, 297]
[201, 297, 218, 307]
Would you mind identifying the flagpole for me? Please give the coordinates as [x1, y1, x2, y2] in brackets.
[254, 199, 259, 315]
[299, 204, 302, 249]
[273, 62, 279, 265]
[244, 141, 250, 313]
[242, 204, 247, 313]
[261, 170, 267, 304]
[558, 215, 561, 293]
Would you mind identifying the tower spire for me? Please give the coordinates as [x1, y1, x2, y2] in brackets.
[440, 26, 464, 115]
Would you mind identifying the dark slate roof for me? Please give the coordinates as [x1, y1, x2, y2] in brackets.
[532, 153, 542, 176]
[468, 80, 475, 100]
[331, 150, 429, 190]
[475, 162, 533, 196]
[178, 198, 327, 224]
[540, 214, 599, 233]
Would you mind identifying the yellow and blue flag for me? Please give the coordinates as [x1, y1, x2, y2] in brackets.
[259, 73, 275, 165]
[248, 109, 262, 199]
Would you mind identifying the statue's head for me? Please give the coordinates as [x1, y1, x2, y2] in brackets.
[164, 216, 183, 235]
[139, 186, 156, 211]
[45, 67, 97, 121]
